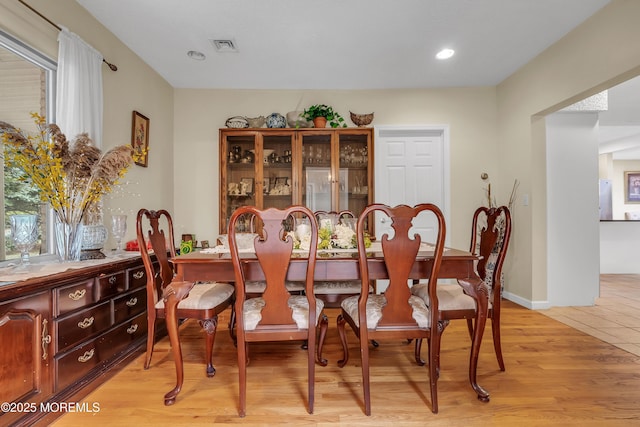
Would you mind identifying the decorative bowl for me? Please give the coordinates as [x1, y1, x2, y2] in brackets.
[250, 149, 275, 162]
[350, 112, 374, 127]
[225, 116, 249, 128]
[286, 111, 313, 128]
[246, 116, 266, 128]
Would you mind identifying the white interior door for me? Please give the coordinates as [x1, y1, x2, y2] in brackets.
[374, 125, 449, 243]
[373, 125, 449, 292]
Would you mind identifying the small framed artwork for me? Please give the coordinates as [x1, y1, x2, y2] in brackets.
[275, 176, 289, 187]
[625, 171, 640, 203]
[263, 178, 270, 194]
[201, 240, 210, 249]
[240, 177, 254, 195]
[131, 111, 149, 167]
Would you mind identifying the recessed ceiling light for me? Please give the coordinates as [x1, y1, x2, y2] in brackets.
[187, 50, 206, 61]
[436, 48, 455, 60]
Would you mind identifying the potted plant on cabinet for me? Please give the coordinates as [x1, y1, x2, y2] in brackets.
[302, 104, 347, 128]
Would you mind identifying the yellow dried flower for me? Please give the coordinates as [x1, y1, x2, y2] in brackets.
[1, 114, 138, 225]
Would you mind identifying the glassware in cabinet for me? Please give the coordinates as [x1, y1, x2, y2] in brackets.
[262, 133, 295, 211]
[337, 131, 371, 220]
[220, 132, 257, 232]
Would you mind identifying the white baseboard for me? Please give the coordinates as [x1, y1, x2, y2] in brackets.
[503, 291, 550, 310]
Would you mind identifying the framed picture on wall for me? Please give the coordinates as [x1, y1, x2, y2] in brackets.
[131, 111, 149, 167]
[624, 171, 640, 203]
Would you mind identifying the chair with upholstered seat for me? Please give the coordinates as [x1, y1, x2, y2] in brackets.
[412, 205, 512, 371]
[228, 205, 328, 417]
[336, 203, 447, 415]
[136, 209, 235, 405]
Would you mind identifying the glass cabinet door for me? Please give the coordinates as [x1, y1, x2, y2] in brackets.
[300, 132, 333, 213]
[222, 133, 257, 232]
[337, 131, 371, 219]
[262, 133, 295, 211]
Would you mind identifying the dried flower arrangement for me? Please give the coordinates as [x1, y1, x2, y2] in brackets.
[485, 178, 519, 210]
[0, 113, 141, 227]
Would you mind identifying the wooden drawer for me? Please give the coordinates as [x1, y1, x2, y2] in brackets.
[113, 287, 146, 324]
[96, 270, 127, 300]
[54, 300, 111, 353]
[54, 312, 147, 392]
[54, 279, 96, 316]
[54, 332, 113, 392]
[127, 264, 148, 290]
[109, 312, 148, 355]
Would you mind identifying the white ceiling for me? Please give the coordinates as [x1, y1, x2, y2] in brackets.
[75, 0, 640, 157]
[76, 0, 610, 90]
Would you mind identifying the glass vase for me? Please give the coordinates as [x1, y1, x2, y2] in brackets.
[10, 214, 38, 269]
[56, 219, 84, 262]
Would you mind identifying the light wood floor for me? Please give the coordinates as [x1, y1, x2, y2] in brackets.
[52, 279, 640, 426]
[542, 274, 640, 356]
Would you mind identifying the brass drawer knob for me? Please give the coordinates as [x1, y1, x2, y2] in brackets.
[133, 271, 144, 279]
[127, 324, 139, 334]
[125, 297, 138, 307]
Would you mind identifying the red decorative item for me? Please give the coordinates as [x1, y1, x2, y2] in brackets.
[126, 239, 152, 251]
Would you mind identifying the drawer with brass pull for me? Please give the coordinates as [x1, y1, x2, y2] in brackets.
[106, 312, 148, 356]
[54, 278, 96, 316]
[113, 287, 147, 324]
[127, 264, 151, 290]
[54, 300, 111, 352]
[54, 312, 147, 392]
[96, 270, 127, 300]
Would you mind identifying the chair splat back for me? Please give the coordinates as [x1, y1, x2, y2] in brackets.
[254, 210, 298, 325]
[229, 206, 319, 329]
[137, 209, 176, 303]
[359, 204, 446, 328]
[470, 206, 512, 288]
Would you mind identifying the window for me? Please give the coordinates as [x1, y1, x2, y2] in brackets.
[0, 30, 57, 262]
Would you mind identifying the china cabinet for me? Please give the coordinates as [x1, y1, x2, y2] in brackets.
[219, 128, 374, 234]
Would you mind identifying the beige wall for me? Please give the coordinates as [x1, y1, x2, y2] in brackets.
[0, 0, 175, 246]
[173, 88, 497, 250]
[496, 0, 640, 304]
[3, 0, 640, 306]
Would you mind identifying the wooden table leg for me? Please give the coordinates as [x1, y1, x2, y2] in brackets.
[458, 277, 490, 402]
[161, 280, 195, 406]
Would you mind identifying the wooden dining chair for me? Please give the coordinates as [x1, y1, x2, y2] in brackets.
[412, 205, 512, 370]
[136, 209, 235, 405]
[228, 205, 328, 417]
[336, 203, 447, 415]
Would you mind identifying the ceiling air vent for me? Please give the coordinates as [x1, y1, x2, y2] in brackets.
[210, 39, 238, 52]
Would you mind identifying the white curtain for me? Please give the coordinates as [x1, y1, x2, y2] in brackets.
[56, 27, 103, 147]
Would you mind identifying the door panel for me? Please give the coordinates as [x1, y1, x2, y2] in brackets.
[375, 126, 448, 243]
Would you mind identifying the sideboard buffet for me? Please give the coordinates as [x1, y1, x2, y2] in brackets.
[0, 255, 149, 426]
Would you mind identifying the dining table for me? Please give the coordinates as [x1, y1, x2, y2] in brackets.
[164, 242, 491, 404]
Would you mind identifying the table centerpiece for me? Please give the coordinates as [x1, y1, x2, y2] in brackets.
[291, 222, 371, 251]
